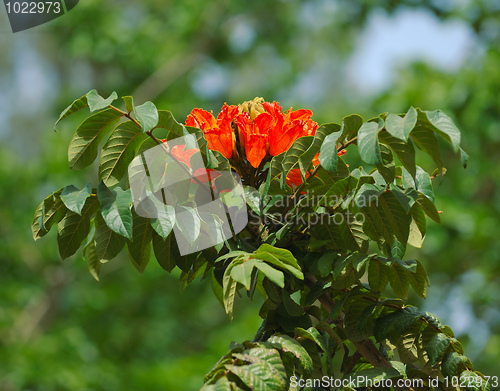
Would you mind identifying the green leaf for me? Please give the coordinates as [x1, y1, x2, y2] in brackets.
[375, 143, 396, 184]
[460, 147, 469, 169]
[358, 122, 382, 166]
[255, 261, 285, 288]
[242, 347, 287, 382]
[300, 123, 341, 174]
[397, 328, 421, 364]
[175, 205, 201, 245]
[420, 109, 461, 152]
[134, 101, 159, 133]
[68, 108, 123, 170]
[368, 259, 389, 292]
[385, 107, 417, 141]
[266, 334, 313, 377]
[99, 120, 146, 186]
[441, 352, 473, 377]
[32, 189, 68, 240]
[226, 363, 283, 391]
[152, 231, 179, 272]
[61, 183, 92, 215]
[318, 129, 342, 173]
[410, 125, 444, 173]
[94, 213, 126, 263]
[223, 269, 238, 320]
[57, 196, 99, 260]
[379, 130, 417, 178]
[54, 94, 88, 130]
[97, 182, 133, 240]
[86, 89, 118, 112]
[254, 244, 303, 280]
[230, 258, 258, 290]
[379, 190, 411, 245]
[147, 198, 175, 239]
[414, 166, 435, 202]
[416, 192, 441, 223]
[127, 211, 152, 273]
[388, 261, 410, 299]
[294, 327, 329, 354]
[341, 113, 363, 141]
[374, 306, 423, 342]
[408, 260, 429, 299]
[84, 239, 100, 281]
[389, 184, 417, 213]
[281, 136, 314, 183]
[122, 96, 134, 113]
[425, 332, 451, 366]
[344, 296, 377, 342]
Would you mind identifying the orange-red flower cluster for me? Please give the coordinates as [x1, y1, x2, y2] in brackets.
[185, 101, 318, 168]
[184, 99, 347, 188]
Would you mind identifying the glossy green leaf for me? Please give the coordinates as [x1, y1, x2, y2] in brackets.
[416, 192, 441, 223]
[389, 184, 418, 213]
[281, 136, 314, 183]
[223, 266, 238, 320]
[152, 231, 179, 272]
[425, 332, 451, 366]
[122, 95, 134, 113]
[358, 122, 382, 166]
[419, 109, 461, 152]
[253, 244, 303, 280]
[460, 147, 469, 169]
[388, 261, 410, 299]
[127, 211, 152, 273]
[415, 166, 435, 201]
[54, 94, 88, 130]
[375, 143, 396, 184]
[32, 189, 67, 240]
[148, 198, 175, 239]
[266, 334, 313, 377]
[408, 260, 429, 299]
[61, 183, 92, 215]
[68, 108, 123, 170]
[97, 182, 133, 240]
[86, 89, 118, 112]
[368, 259, 389, 292]
[341, 113, 363, 141]
[385, 107, 417, 141]
[410, 125, 444, 173]
[300, 123, 340, 174]
[255, 261, 285, 288]
[57, 196, 99, 260]
[441, 352, 473, 377]
[230, 258, 258, 290]
[226, 362, 283, 391]
[175, 205, 201, 245]
[84, 239, 100, 281]
[374, 306, 423, 342]
[318, 129, 342, 173]
[94, 213, 126, 262]
[99, 120, 146, 186]
[294, 327, 329, 354]
[134, 101, 159, 133]
[378, 190, 411, 245]
[379, 130, 416, 178]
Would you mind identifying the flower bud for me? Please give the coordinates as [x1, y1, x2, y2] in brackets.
[238, 97, 266, 120]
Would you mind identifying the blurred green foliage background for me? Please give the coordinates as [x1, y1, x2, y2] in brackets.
[0, 0, 499, 389]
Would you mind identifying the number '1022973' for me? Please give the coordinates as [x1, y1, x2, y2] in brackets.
[5, 1, 62, 14]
